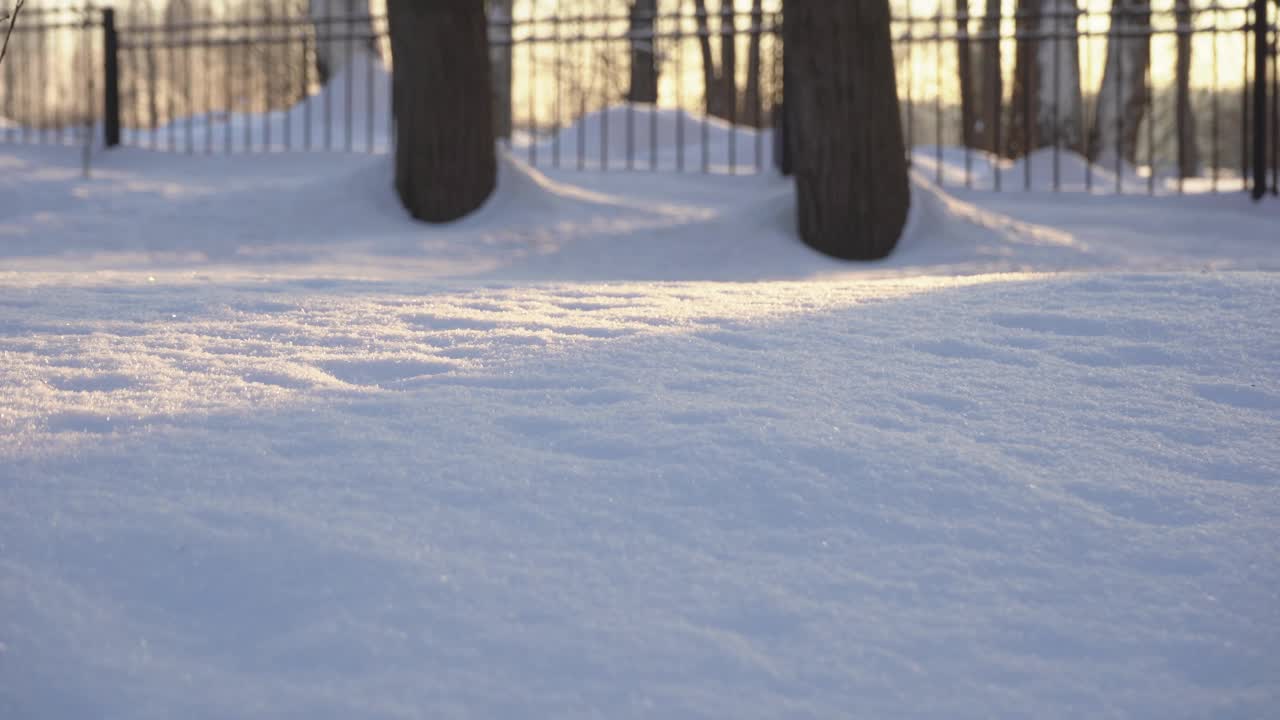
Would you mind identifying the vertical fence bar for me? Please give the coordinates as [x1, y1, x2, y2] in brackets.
[365, 13, 374, 154]
[82, 2, 94, 160]
[700, 10, 708, 174]
[1212, 5, 1219, 191]
[599, 16, 609, 171]
[935, 8, 942, 184]
[1082, 3, 1091, 193]
[1242, 20, 1251, 188]
[261, 2, 271, 152]
[37, 10, 46, 143]
[529, 27, 538, 166]
[1152, 45, 1162, 196]
[992, 7, 1001, 192]
[323, 10, 331, 151]
[103, 8, 120, 148]
[224, 18, 233, 154]
[906, 1, 915, 164]
[1264, 0, 1274, 193]
[303, 30, 312, 151]
[1051, 0, 1061, 192]
[626, 19, 635, 172]
[344, 8, 353, 152]
[185, 12, 193, 154]
[166, 20, 175, 152]
[3, 20, 12, 144]
[1115, 13, 1123, 195]
[54, 7, 63, 145]
[1253, 0, 1267, 199]
[205, 9, 213, 155]
[676, 12, 684, 172]
[1177, 4, 1186, 194]
[1023, 14, 1031, 191]
[754, 8, 764, 174]
[552, 12, 561, 168]
[242, 2, 251, 153]
[21, 14, 30, 144]
[729, 14, 737, 176]
[576, 9, 584, 171]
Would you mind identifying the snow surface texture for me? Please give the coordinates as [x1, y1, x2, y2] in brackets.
[2, 126, 1280, 719]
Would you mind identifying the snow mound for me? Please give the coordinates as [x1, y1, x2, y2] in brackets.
[912, 146, 1152, 193]
[125, 50, 393, 154]
[896, 169, 1089, 269]
[523, 104, 774, 172]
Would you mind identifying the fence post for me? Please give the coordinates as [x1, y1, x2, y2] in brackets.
[103, 8, 120, 149]
[1254, 0, 1268, 199]
[773, 9, 792, 176]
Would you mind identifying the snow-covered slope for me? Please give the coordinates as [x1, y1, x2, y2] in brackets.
[1, 138, 1278, 719]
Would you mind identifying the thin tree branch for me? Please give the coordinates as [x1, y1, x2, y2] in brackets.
[0, 0, 26, 67]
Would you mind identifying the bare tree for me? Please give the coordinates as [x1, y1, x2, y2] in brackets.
[1009, 0, 1083, 156]
[489, 0, 514, 139]
[1092, 0, 1150, 166]
[0, 0, 26, 68]
[786, 0, 909, 259]
[740, 0, 763, 125]
[957, 0, 977, 149]
[692, 0, 737, 120]
[387, 0, 495, 222]
[956, 0, 1003, 153]
[975, 0, 1002, 153]
[1173, 0, 1199, 177]
[627, 0, 659, 103]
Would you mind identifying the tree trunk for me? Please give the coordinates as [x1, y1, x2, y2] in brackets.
[1092, 0, 1150, 166]
[627, 0, 659, 104]
[693, 0, 737, 120]
[1008, 0, 1038, 156]
[1174, 0, 1199, 177]
[786, 0, 909, 260]
[975, 0, 1003, 154]
[489, 0, 514, 139]
[741, 0, 763, 126]
[719, 0, 738, 121]
[959, 0, 1004, 153]
[1009, 0, 1083, 155]
[693, 0, 721, 118]
[310, 0, 375, 85]
[956, 0, 976, 148]
[387, 0, 496, 223]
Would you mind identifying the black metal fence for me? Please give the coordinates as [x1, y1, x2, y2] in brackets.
[893, 0, 1277, 197]
[0, 1, 1275, 197]
[0, 2, 101, 147]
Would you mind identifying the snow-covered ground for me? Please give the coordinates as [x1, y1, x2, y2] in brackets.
[2, 126, 1279, 720]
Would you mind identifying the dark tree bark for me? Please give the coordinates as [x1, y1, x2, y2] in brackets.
[387, 0, 496, 222]
[718, 0, 737, 120]
[627, 0, 659, 103]
[1173, 0, 1199, 177]
[741, 0, 764, 126]
[1008, 0, 1039, 157]
[489, 0, 515, 139]
[786, 0, 909, 260]
[956, 0, 977, 149]
[975, 0, 1003, 154]
[692, 0, 735, 120]
[957, 0, 1002, 153]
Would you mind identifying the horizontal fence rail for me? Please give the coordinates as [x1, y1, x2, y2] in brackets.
[0, 0, 1275, 196]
